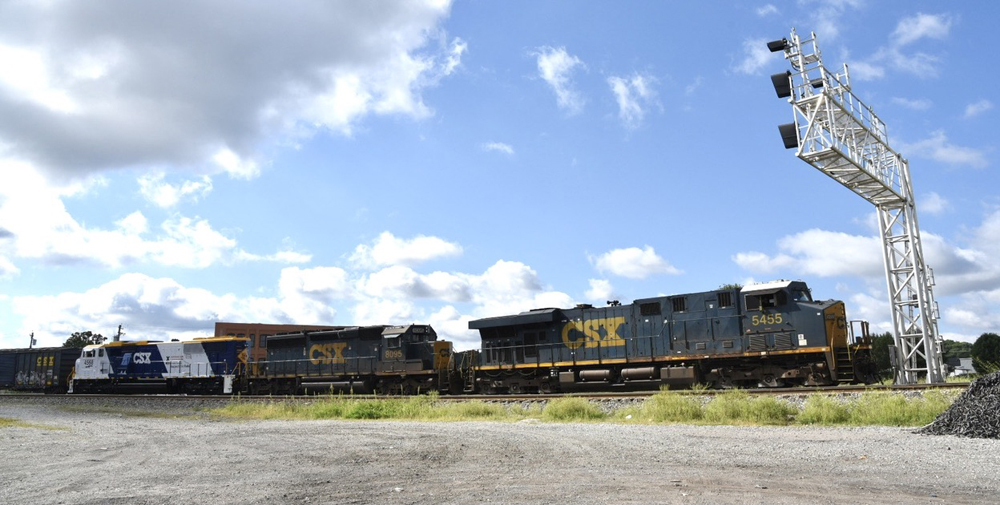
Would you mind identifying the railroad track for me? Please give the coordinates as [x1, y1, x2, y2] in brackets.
[0, 382, 968, 404]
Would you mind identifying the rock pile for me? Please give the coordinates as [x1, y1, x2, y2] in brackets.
[918, 371, 1000, 439]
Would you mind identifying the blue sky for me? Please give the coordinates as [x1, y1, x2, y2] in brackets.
[0, 0, 997, 350]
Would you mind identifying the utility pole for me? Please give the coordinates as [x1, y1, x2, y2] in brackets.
[29, 332, 36, 349]
[766, 28, 945, 384]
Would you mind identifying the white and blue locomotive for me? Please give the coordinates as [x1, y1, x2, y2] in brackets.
[69, 337, 247, 394]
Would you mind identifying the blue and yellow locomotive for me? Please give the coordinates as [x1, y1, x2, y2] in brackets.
[467, 280, 876, 393]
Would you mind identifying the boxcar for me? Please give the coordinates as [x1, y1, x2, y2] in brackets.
[0, 347, 79, 393]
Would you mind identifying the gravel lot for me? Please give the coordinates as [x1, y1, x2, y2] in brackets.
[2, 399, 999, 504]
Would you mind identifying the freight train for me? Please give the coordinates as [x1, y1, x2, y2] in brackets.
[0, 280, 877, 395]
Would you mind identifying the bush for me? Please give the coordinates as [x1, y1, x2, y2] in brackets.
[639, 392, 703, 423]
[702, 391, 796, 425]
[797, 395, 850, 425]
[542, 398, 605, 422]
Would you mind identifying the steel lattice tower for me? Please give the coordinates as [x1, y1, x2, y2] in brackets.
[767, 29, 945, 384]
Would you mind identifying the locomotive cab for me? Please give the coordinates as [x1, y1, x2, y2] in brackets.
[379, 325, 439, 373]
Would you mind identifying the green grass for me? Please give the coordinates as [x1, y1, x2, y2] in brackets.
[0, 416, 66, 430]
[541, 397, 606, 422]
[209, 389, 957, 427]
[213, 392, 532, 422]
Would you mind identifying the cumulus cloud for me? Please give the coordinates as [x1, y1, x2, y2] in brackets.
[900, 130, 988, 169]
[891, 12, 954, 47]
[850, 12, 954, 81]
[0, 163, 309, 270]
[351, 231, 463, 268]
[137, 172, 213, 208]
[585, 279, 617, 303]
[607, 72, 660, 129]
[0, 1, 460, 178]
[733, 229, 883, 278]
[591, 246, 681, 279]
[6, 251, 579, 350]
[733, 217, 1000, 299]
[533, 46, 585, 114]
[964, 99, 994, 119]
[921, 192, 950, 215]
[808, 0, 864, 41]
[733, 38, 772, 75]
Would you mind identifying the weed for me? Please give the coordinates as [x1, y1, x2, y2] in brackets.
[542, 397, 606, 422]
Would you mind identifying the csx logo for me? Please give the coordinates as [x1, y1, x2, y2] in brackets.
[133, 353, 152, 364]
[561, 317, 626, 349]
[310, 343, 347, 365]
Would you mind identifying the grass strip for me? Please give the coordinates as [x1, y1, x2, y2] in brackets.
[210, 389, 959, 427]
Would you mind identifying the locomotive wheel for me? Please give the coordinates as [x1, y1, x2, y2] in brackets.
[401, 379, 419, 395]
[376, 381, 393, 396]
[759, 374, 783, 388]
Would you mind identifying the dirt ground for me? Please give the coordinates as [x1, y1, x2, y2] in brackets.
[1, 401, 998, 504]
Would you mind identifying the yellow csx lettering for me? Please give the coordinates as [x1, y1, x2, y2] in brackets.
[561, 317, 626, 350]
[309, 342, 347, 365]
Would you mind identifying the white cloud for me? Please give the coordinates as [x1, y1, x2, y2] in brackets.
[964, 99, 994, 119]
[921, 192, 950, 215]
[0, 254, 19, 279]
[891, 97, 932, 110]
[137, 172, 213, 208]
[585, 279, 617, 303]
[733, 229, 884, 278]
[756, 4, 779, 17]
[0, 1, 459, 178]
[809, 0, 864, 41]
[351, 231, 463, 268]
[901, 130, 988, 169]
[482, 142, 514, 155]
[534, 46, 585, 114]
[5, 230, 581, 349]
[0, 163, 308, 270]
[891, 13, 954, 47]
[849, 12, 954, 80]
[212, 149, 260, 180]
[733, 38, 772, 75]
[592, 246, 681, 279]
[608, 72, 659, 129]
[848, 60, 886, 81]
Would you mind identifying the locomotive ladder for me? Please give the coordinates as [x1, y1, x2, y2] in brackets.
[769, 29, 945, 384]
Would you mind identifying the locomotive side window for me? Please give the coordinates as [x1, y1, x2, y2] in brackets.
[792, 289, 811, 302]
[746, 291, 788, 310]
[386, 337, 400, 349]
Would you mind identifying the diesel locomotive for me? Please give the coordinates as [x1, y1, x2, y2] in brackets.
[1, 280, 877, 395]
[466, 280, 876, 393]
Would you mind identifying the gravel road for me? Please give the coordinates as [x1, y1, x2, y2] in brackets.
[2, 400, 998, 504]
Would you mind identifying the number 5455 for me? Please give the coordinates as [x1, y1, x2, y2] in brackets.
[751, 313, 783, 325]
